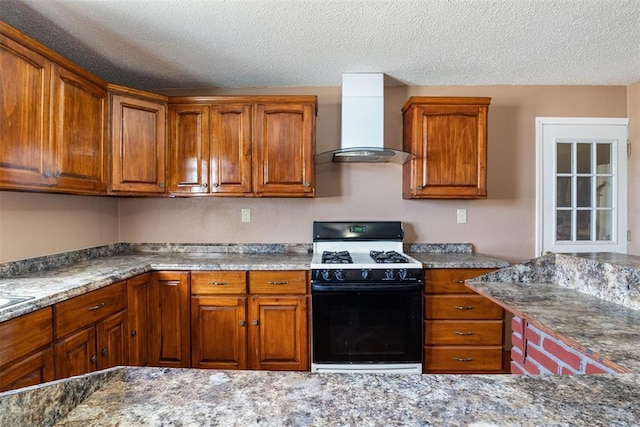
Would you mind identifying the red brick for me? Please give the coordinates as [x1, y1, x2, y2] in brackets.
[543, 338, 582, 370]
[512, 334, 524, 353]
[522, 359, 539, 375]
[560, 366, 578, 375]
[525, 323, 541, 346]
[585, 362, 608, 374]
[526, 345, 559, 374]
[510, 361, 524, 375]
[511, 316, 523, 331]
[511, 345, 524, 364]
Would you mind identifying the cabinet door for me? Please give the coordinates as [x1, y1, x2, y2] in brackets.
[248, 295, 308, 371]
[191, 296, 247, 369]
[0, 33, 50, 189]
[253, 102, 315, 196]
[110, 92, 166, 194]
[0, 347, 54, 392]
[403, 98, 489, 199]
[210, 104, 252, 194]
[127, 273, 151, 366]
[54, 326, 96, 379]
[50, 64, 107, 193]
[96, 309, 128, 370]
[149, 272, 191, 368]
[168, 105, 210, 194]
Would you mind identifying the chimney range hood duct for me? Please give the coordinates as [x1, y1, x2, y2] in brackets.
[315, 73, 414, 164]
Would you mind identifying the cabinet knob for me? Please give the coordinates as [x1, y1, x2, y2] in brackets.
[303, 182, 311, 187]
[159, 183, 165, 189]
[102, 348, 108, 357]
[239, 320, 246, 326]
[205, 183, 212, 188]
[131, 330, 137, 337]
[54, 171, 61, 178]
[417, 185, 424, 190]
[251, 320, 259, 326]
[91, 355, 98, 364]
[44, 170, 52, 178]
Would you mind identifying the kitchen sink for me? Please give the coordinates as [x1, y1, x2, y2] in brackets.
[0, 296, 34, 309]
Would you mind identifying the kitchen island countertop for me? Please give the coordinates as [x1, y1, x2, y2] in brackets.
[1, 366, 638, 426]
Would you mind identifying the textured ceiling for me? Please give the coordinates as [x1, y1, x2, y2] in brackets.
[2, 0, 640, 92]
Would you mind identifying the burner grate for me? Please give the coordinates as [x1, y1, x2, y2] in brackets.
[369, 250, 409, 264]
[321, 250, 353, 264]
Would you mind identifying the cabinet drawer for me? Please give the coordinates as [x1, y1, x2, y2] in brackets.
[424, 320, 503, 345]
[248, 271, 307, 294]
[191, 272, 247, 295]
[424, 346, 503, 372]
[425, 295, 503, 320]
[55, 282, 126, 339]
[0, 307, 53, 367]
[425, 269, 495, 294]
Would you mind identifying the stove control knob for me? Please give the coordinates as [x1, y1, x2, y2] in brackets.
[397, 269, 409, 280]
[334, 269, 345, 281]
[384, 269, 395, 280]
[361, 269, 370, 280]
[321, 269, 332, 281]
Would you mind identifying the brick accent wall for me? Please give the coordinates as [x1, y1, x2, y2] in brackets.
[510, 316, 624, 375]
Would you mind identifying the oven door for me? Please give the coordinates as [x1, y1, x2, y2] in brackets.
[311, 283, 422, 368]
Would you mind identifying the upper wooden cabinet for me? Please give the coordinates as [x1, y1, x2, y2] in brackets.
[402, 97, 491, 199]
[168, 96, 316, 197]
[0, 22, 107, 194]
[108, 84, 168, 195]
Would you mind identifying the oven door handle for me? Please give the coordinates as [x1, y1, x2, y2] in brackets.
[311, 283, 423, 292]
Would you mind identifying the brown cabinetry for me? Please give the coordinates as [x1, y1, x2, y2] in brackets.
[0, 307, 54, 392]
[0, 22, 107, 194]
[168, 96, 316, 197]
[402, 97, 491, 199]
[149, 271, 191, 368]
[54, 281, 128, 379]
[191, 270, 309, 371]
[423, 268, 504, 373]
[108, 84, 167, 195]
[127, 273, 151, 366]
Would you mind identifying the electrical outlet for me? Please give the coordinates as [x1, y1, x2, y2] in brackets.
[241, 208, 251, 223]
[456, 208, 467, 224]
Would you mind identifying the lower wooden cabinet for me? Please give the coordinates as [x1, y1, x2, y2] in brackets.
[424, 268, 505, 373]
[54, 282, 128, 379]
[0, 307, 54, 392]
[127, 273, 151, 366]
[191, 270, 309, 371]
[149, 271, 191, 368]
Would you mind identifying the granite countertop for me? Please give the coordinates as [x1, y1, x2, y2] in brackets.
[0, 243, 509, 323]
[1, 367, 638, 426]
[466, 252, 640, 373]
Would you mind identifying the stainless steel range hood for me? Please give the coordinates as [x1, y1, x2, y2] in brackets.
[314, 73, 414, 164]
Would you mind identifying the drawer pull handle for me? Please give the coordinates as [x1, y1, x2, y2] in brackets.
[209, 281, 229, 286]
[453, 357, 474, 362]
[268, 281, 288, 285]
[88, 302, 106, 311]
[453, 280, 465, 284]
[454, 305, 474, 310]
[454, 331, 475, 336]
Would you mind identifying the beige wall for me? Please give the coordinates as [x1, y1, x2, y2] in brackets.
[0, 191, 119, 262]
[1, 85, 634, 264]
[118, 85, 629, 263]
[628, 82, 640, 256]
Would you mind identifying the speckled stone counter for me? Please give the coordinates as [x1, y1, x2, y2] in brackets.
[0, 243, 508, 323]
[467, 253, 640, 373]
[1, 367, 639, 426]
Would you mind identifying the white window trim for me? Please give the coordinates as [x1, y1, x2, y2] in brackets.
[535, 117, 629, 257]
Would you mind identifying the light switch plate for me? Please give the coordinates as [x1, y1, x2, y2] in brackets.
[241, 208, 251, 223]
[457, 208, 467, 224]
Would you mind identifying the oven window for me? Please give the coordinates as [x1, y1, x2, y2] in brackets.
[312, 289, 422, 363]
